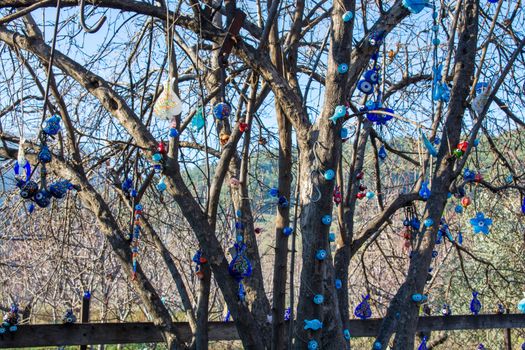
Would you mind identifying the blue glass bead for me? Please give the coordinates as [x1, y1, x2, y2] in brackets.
[152, 153, 162, 162]
[366, 191, 375, 199]
[308, 340, 318, 350]
[373, 341, 382, 349]
[316, 249, 327, 261]
[424, 218, 434, 227]
[342, 11, 353, 22]
[169, 128, 179, 138]
[324, 169, 335, 181]
[455, 205, 463, 214]
[329, 232, 336, 242]
[313, 294, 324, 305]
[338, 63, 349, 74]
[335, 279, 342, 289]
[340, 128, 348, 138]
[269, 187, 279, 197]
[130, 189, 138, 197]
[433, 38, 441, 46]
[344, 329, 351, 340]
[432, 25, 439, 32]
[322, 215, 332, 225]
[283, 227, 293, 236]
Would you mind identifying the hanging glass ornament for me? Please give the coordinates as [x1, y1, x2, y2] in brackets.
[38, 144, 52, 163]
[307, 340, 318, 350]
[49, 180, 75, 199]
[191, 107, 205, 131]
[470, 291, 482, 315]
[131, 204, 143, 279]
[402, 0, 430, 13]
[239, 122, 249, 132]
[442, 303, 451, 316]
[157, 176, 167, 192]
[154, 79, 182, 119]
[284, 307, 291, 321]
[432, 64, 450, 102]
[1, 303, 19, 332]
[470, 212, 492, 235]
[330, 105, 347, 124]
[34, 189, 51, 208]
[192, 250, 207, 280]
[333, 185, 342, 205]
[521, 197, 525, 215]
[378, 145, 387, 160]
[14, 138, 31, 182]
[421, 131, 438, 157]
[338, 63, 349, 74]
[412, 294, 428, 303]
[304, 319, 323, 331]
[517, 294, 525, 313]
[63, 309, 77, 324]
[419, 181, 431, 200]
[354, 294, 372, 320]
[457, 232, 463, 245]
[213, 102, 231, 120]
[43, 115, 62, 136]
[18, 180, 38, 199]
[342, 11, 353, 22]
[472, 82, 491, 115]
[417, 336, 428, 350]
[228, 242, 252, 281]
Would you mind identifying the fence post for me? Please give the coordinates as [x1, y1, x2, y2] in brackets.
[504, 308, 512, 350]
[80, 291, 91, 350]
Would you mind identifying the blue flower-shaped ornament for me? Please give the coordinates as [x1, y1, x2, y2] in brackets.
[470, 212, 492, 235]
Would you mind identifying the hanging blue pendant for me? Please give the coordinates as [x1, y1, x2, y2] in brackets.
[43, 115, 62, 136]
[38, 145, 52, 163]
[354, 294, 372, 320]
[378, 145, 387, 160]
[228, 242, 252, 281]
[417, 336, 428, 350]
[470, 291, 482, 315]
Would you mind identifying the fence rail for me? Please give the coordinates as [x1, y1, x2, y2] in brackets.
[1, 314, 524, 348]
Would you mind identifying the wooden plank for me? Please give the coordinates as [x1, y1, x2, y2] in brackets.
[346, 314, 525, 337]
[79, 294, 90, 350]
[0, 322, 239, 348]
[1, 314, 525, 348]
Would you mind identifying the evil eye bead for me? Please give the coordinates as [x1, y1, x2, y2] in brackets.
[9, 325, 17, 332]
[283, 227, 293, 236]
[324, 169, 335, 181]
[424, 218, 434, 227]
[357, 80, 374, 95]
[432, 38, 441, 46]
[313, 294, 324, 305]
[338, 63, 349, 74]
[152, 153, 163, 162]
[130, 189, 138, 197]
[316, 249, 327, 261]
[373, 341, 382, 349]
[340, 128, 348, 138]
[308, 340, 318, 350]
[364, 69, 380, 84]
[366, 191, 375, 199]
[169, 128, 179, 138]
[455, 205, 464, 214]
[329, 232, 336, 242]
[344, 329, 351, 340]
[334, 105, 347, 118]
[432, 250, 438, 258]
[34, 190, 51, 208]
[0, 328, 5, 334]
[322, 215, 332, 225]
[342, 11, 354, 22]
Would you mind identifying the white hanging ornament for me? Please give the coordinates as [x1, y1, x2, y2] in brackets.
[154, 78, 182, 119]
[472, 82, 492, 115]
[17, 138, 27, 167]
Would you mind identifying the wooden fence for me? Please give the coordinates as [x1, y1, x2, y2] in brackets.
[1, 314, 524, 348]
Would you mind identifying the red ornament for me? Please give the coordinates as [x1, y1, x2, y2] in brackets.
[157, 142, 167, 154]
[474, 173, 483, 183]
[356, 192, 366, 199]
[359, 184, 367, 192]
[356, 171, 364, 180]
[461, 197, 471, 207]
[457, 141, 469, 152]
[254, 227, 263, 234]
[333, 186, 342, 205]
[239, 122, 249, 132]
